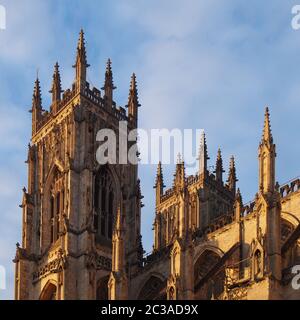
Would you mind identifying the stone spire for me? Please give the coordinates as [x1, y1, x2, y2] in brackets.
[154, 162, 165, 206]
[31, 77, 42, 135]
[102, 58, 116, 107]
[127, 73, 140, 126]
[49, 62, 63, 113]
[214, 148, 224, 183]
[198, 131, 209, 177]
[261, 107, 273, 145]
[227, 156, 238, 193]
[258, 107, 276, 193]
[73, 29, 89, 92]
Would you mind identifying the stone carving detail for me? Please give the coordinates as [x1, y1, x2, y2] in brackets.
[14, 243, 37, 263]
[226, 286, 248, 300]
[85, 252, 112, 271]
[32, 249, 68, 283]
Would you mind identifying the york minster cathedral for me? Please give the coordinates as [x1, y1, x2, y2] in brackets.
[14, 30, 300, 300]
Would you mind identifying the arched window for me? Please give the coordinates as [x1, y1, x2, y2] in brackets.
[40, 282, 57, 300]
[138, 276, 167, 300]
[48, 169, 64, 245]
[94, 167, 116, 242]
[254, 249, 263, 279]
[194, 250, 225, 300]
[96, 276, 109, 300]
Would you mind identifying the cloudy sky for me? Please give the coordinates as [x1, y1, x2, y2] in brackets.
[1, 0, 300, 299]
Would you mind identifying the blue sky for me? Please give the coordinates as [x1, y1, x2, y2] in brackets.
[1, 0, 300, 299]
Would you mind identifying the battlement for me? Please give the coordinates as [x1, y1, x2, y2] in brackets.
[160, 171, 234, 204]
[31, 30, 138, 137]
[241, 200, 256, 217]
[280, 177, 300, 198]
[193, 212, 235, 240]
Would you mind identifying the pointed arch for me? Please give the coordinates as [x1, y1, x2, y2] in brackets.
[94, 165, 121, 243]
[194, 245, 224, 264]
[45, 160, 64, 186]
[194, 249, 225, 300]
[280, 216, 298, 269]
[42, 163, 65, 249]
[137, 273, 167, 300]
[40, 280, 57, 300]
[281, 218, 295, 244]
[96, 275, 109, 300]
[250, 239, 264, 281]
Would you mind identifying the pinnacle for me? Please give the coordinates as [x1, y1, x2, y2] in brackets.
[74, 29, 89, 67]
[262, 106, 273, 144]
[32, 77, 42, 108]
[128, 73, 140, 108]
[102, 58, 116, 91]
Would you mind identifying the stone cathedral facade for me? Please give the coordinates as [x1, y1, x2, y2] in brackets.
[14, 31, 300, 300]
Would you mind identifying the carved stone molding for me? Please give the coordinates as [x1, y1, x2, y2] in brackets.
[85, 252, 112, 271]
[32, 249, 68, 283]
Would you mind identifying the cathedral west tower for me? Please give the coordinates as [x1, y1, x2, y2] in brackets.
[14, 30, 143, 300]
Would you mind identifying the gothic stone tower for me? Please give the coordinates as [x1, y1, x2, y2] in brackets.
[14, 30, 143, 300]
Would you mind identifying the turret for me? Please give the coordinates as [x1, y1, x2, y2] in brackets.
[256, 107, 281, 285]
[258, 107, 276, 194]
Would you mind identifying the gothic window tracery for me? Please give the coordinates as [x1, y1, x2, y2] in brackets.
[94, 167, 116, 241]
[138, 276, 167, 300]
[48, 169, 64, 245]
[281, 220, 294, 244]
[194, 250, 225, 300]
